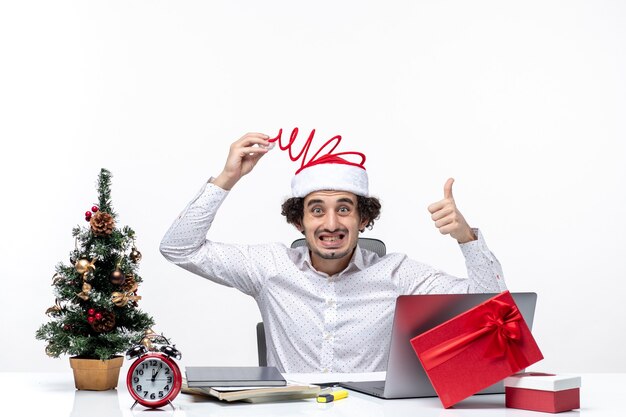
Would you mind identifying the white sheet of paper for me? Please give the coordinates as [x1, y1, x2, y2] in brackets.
[284, 372, 386, 385]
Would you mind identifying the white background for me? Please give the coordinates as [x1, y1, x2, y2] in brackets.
[1, 1, 624, 373]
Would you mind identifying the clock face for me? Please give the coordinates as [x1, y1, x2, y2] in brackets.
[127, 353, 182, 408]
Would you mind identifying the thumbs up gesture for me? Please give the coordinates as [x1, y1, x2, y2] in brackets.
[427, 178, 476, 244]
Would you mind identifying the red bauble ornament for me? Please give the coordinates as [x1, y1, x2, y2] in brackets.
[85, 216, 91, 222]
[91, 206, 99, 212]
[95, 312, 102, 320]
[87, 316, 95, 324]
[85, 211, 92, 217]
[88, 308, 95, 316]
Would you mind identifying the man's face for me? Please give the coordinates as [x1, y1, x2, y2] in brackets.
[298, 190, 368, 274]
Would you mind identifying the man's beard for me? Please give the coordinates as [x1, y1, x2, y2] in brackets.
[311, 247, 353, 260]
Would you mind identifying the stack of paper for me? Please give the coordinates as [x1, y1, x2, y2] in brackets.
[183, 366, 320, 403]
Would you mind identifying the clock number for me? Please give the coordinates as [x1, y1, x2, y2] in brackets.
[128, 354, 181, 406]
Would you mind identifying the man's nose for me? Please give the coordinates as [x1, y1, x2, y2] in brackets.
[324, 212, 339, 231]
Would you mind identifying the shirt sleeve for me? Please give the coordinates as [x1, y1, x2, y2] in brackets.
[400, 228, 508, 294]
[159, 181, 277, 297]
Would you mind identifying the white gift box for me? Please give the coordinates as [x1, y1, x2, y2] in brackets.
[503, 372, 581, 413]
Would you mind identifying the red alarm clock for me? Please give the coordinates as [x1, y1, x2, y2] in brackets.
[126, 338, 182, 409]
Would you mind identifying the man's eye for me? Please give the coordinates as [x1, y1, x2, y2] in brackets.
[338, 207, 350, 213]
[312, 208, 323, 215]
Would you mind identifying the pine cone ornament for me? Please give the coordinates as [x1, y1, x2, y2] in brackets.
[91, 310, 116, 333]
[89, 211, 115, 237]
[122, 275, 137, 292]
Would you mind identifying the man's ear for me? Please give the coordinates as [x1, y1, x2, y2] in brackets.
[294, 221, 304, 234]
[359, 217, 369, 233]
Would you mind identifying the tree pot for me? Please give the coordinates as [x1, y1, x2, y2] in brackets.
[69, 356, 124, 391]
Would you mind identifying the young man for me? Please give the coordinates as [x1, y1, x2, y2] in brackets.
[160, 131, 507, 373]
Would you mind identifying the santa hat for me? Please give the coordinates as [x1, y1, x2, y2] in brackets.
[268, 128, 369, 198]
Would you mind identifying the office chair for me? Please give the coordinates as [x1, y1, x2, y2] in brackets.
[257, 238, 386, 366]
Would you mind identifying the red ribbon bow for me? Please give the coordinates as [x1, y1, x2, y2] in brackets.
[420, 298, 527, 371]
[267, 128, 366, 174]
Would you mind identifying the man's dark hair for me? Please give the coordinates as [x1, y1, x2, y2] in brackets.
[281, 195, 382, 231]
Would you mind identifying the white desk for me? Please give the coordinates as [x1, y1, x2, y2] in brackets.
[3, 372, 621, 416]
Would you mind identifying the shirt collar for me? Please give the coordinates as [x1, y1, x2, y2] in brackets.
[290, 243, 367, 275]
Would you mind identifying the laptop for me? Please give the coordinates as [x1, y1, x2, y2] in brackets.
[340, 292, 538, 399]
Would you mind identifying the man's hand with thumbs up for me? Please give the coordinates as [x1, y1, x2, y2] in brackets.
[427, 178, 476, 244]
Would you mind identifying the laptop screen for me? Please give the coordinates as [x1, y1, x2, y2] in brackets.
[382, 292, 538, 399]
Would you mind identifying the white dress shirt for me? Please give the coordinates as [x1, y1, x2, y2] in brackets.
[160, 182, 508, 373]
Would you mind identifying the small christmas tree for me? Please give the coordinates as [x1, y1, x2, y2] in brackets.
[36, 168, 155, 360]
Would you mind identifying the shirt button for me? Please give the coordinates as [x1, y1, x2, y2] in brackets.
[323, 332, 333, 340]
[322, 368, 329, 373]
[326, 298, 335, 306]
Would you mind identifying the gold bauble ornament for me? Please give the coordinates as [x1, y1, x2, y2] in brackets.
[110, 268, 125, 285]
[75, 258, 96, 274]
[130, 247, 142, 263]
[75, 259, 90, 274]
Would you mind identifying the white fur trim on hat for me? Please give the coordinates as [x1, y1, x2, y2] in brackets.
[291, 163, 369, 198]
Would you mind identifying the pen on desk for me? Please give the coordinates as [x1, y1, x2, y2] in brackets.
[317, 389, 349, 403]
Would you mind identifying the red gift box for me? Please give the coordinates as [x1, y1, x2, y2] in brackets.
[409, 291, 543, 408]
[504, 372, 581, 413]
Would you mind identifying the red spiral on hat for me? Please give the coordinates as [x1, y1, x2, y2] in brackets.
[267, 128, 366, 174]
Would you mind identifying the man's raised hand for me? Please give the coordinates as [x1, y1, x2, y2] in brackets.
[213, 132, 271, 190]
[427, 178, 476, 244]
